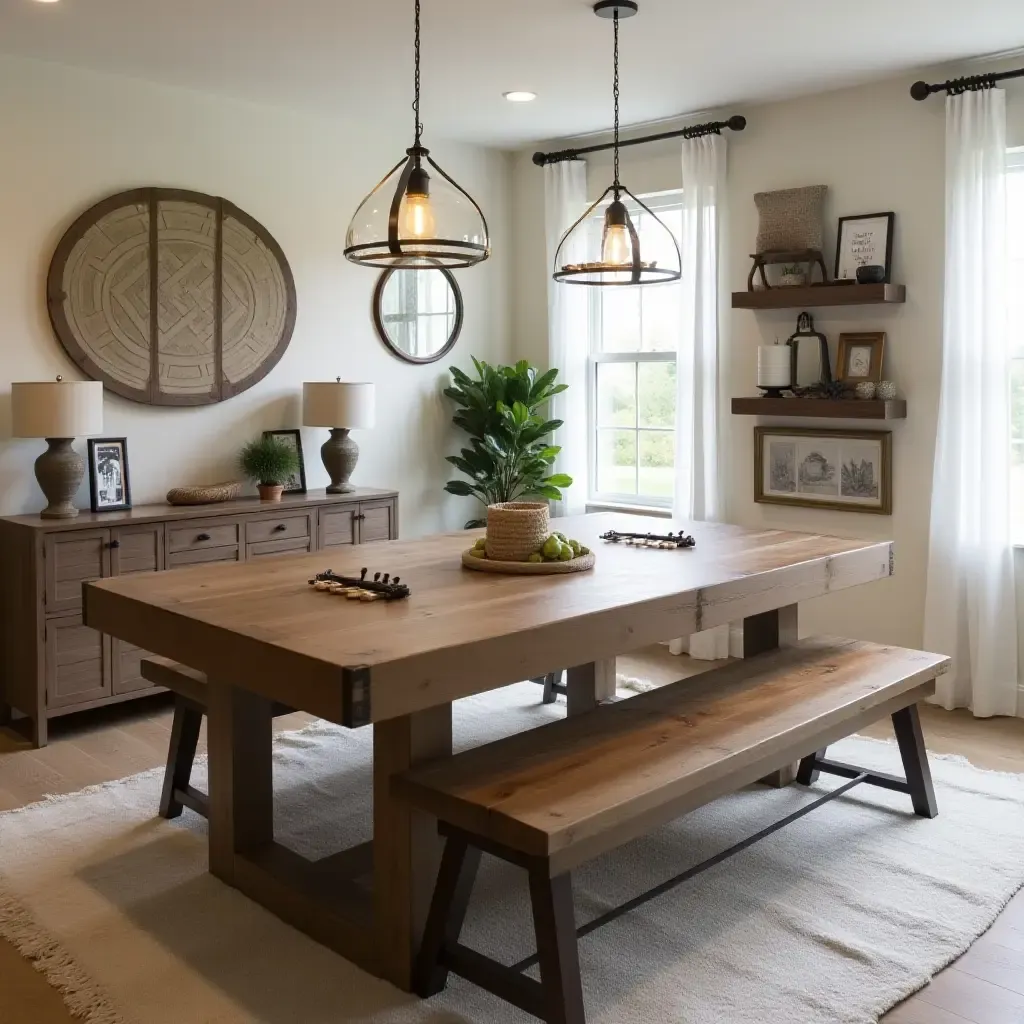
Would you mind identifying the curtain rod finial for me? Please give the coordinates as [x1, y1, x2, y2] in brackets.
[910, 81, 932, 101]
[727, 115, 747, 132]
[532, 151, 547, 166]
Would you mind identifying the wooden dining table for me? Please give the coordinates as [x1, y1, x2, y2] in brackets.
[83, 512, 891, 992]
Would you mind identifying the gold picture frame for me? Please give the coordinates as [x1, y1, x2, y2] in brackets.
[754, 427, 892, 515]
[835, 332, 886, 386]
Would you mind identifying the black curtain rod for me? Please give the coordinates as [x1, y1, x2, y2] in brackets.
[532, 114, 746, 167]
[911, 67, 1024, 100]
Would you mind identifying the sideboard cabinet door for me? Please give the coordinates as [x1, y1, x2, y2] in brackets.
[358, 500, 396, 544]
[110, 525, 165, 695]
[45, 613, 110, 709]
[319, 506, 357, 549]
[43, 530, 111, 614]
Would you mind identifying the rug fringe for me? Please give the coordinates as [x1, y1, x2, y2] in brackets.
[0, 881, 129, 1023]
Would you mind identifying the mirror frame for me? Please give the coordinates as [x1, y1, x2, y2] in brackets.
[372, 264, 464, 365]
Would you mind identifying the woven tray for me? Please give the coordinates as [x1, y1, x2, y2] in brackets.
[462, 548, 595, 576]
[166, 481, 242, 506]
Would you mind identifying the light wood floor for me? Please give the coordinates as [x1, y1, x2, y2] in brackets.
[1, 646, 1022, 1024]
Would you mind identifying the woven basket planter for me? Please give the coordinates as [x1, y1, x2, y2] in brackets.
[485, 502, 550, 562]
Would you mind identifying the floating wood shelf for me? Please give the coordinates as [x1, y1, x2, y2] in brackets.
[731, 397, 907, 420]
[731, 283, 906, 310]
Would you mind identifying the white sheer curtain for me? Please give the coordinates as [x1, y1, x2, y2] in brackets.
[544, 159, 589, 516]
[923, 88, 1019, 718]
[675, 134, 728, 660]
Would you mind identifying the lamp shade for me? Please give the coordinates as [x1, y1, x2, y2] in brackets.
[12, 379, 104, 438]
[303, 382, 376, 429]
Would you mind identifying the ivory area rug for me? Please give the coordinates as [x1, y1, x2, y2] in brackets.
[1, 682, 1023, 1024]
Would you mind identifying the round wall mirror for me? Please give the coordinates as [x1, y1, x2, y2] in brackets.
[372, 263, 464, 364]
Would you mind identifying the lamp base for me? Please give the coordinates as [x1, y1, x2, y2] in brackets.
[35, 438, 84, 519]
[322, 428, 359, 494]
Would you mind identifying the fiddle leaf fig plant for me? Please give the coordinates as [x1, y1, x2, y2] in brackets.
[444, 358, 572, 528]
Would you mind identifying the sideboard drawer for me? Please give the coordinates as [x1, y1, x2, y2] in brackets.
[247, 537, 313, 559]
[168, 545, 242, 569]
[168, 520, 240, 554]
[44, 530, 111, 614]
[245, 512, 313, 546]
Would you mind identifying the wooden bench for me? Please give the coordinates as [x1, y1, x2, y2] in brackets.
[140, 657, 294, 821]
[394, 637, 948, 1024]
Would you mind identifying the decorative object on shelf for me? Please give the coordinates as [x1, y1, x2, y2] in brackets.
[856, 264, 886, 284]
[835, 212, 895, 283]
[877, 380, 898, 401]
[854, 381, 878, 400]
[836, 332, 886, 386]
[599, 529, 695, 549]
[308, 568, 410, 602]
[11, 377, 104, 519]
[343, 0, 489, 270]
[444, 359, 571, 528]
[238, 434, 301, 503]
[86, 438, 131, 513]
[801, 379, 847, 400]
[746, 248, 828, 292]
[165, 482, 242, 506]
[757, 342, 792, 398]
[754, 426, 892, 514]
[48, 188, 295, 407]
[755, 185, 827, 253]
[373, 261, 463, 364]
[786, 312, 832, 393]
[262, 429, 306, 495]
[551, 1, 681, 287]
[303, 380, 376, 494]
[778, 265, 806, 287]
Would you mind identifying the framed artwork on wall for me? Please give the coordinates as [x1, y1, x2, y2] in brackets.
[754, 427, 892, 515]
[835, 212, 895, 282]
[262, 429, 307, 494]
[87, 438, 132, 513]
[836, 332, 886, 386]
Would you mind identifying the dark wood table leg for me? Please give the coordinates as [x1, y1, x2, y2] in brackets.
[744, 606, 800, 787]
[566, 660, 616, 717]
[529, 869, 586, 1024]
[159, 698, 204, 819]
[892, 704, 938, 818]
[374, 703, 453, 990]
[206, 678, 274, 884]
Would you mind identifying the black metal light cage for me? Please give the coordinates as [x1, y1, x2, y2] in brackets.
[343, 0, 491, 270]
[551, 0, 681, 287]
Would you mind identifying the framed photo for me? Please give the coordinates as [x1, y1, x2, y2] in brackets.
[836, 332, 885, 385]
[87, 438, 132, 513]
[755, 427, 892, 515]
[835, 212, 895, 282]
[262, 429, 306, 494]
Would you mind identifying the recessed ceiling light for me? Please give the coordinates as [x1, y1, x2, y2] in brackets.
[504, 91, 537, 103]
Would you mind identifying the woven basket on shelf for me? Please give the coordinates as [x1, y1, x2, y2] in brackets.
[484, 502, 550, 562]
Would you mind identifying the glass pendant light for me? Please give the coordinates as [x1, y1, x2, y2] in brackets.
[553, 1, 681, 286]
[344, 0, 490, 270]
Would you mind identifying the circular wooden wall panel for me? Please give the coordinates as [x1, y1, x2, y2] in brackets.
[47, 188, 297, 406]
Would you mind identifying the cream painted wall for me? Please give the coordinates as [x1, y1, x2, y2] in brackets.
[0, 56, 511, 537]
[510, 56, 1024, 664]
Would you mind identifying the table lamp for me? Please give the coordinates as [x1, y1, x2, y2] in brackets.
[302, 380, 376, 493]
[12, 377, 104, 519]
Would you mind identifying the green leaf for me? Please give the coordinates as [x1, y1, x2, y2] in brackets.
[444, 480, 476, 496]
[530, 485, 563, 500]
[544, 473, 573, 488]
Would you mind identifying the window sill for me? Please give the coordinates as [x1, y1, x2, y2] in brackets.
[585, 501, 672, 519]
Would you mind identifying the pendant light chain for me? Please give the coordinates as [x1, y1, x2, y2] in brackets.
[612, 9, 620, 194]
[413, 0, 423, 148]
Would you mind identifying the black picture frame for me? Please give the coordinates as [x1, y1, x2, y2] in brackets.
[262, 429, 307, 495]
[87, 438, 132, 513]
[835, 212, 895, 283]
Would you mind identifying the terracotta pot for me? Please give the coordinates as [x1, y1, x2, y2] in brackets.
[258, 483, 284, 502]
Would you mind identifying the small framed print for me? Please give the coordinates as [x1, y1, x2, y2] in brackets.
[835, 212, 895, 282]
[755, 427, 892, 515]
[87, 438, 132, 513]
[836, 332, 885, 385]
[262, 429, 307, 495]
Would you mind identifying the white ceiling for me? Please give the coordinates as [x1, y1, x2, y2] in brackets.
[2, 0, 1024, 148]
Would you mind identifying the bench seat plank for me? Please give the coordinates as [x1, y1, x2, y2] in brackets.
[140, 655, 208, 705]
[394, 638, 948, 872]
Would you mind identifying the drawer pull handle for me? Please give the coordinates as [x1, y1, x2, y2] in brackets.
[273, 523, 287, 532]
[197, 533, 211, 542]
[355, 513, 366, 521]
[108, 540, 121, 550]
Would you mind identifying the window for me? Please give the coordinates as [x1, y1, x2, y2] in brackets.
[1009, 149, 1024, 522]
[588, 191, 682, 508]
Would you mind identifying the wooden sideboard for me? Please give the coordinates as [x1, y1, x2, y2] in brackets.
[0, 488, 398, 746]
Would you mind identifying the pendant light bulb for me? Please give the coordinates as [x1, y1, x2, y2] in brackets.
[401, 164, 436, 239]
[602, 201, 632, 266]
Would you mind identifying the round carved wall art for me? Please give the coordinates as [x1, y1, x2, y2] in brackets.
[47, 188, 297, 406]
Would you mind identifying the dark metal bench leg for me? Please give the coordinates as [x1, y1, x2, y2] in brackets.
[414, 833, 483, 997]
[891, 704, 938, 818]
[797, 749, 827, 786]
[529, 869, 586, 1024]
[159, 700, 204, 820]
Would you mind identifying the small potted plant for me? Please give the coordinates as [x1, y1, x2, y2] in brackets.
[779, 264, 806, 287]
[238, 435, 300, 502]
